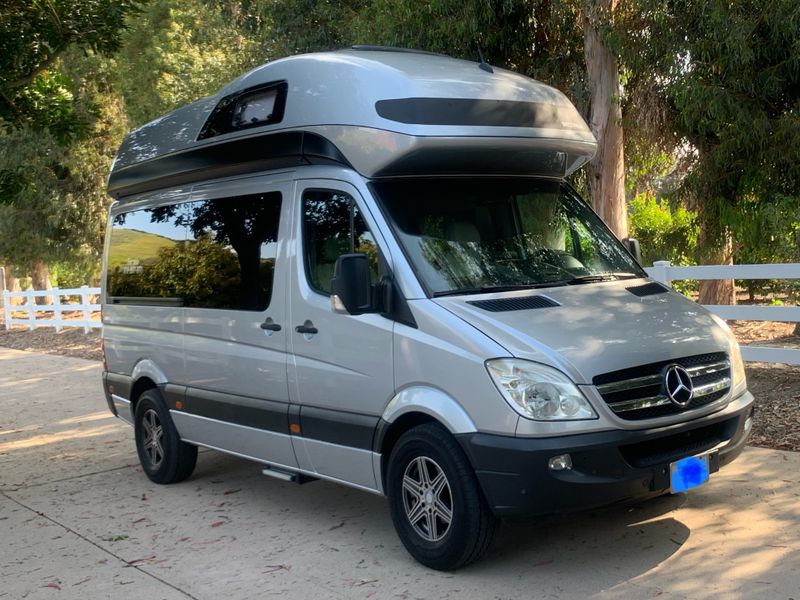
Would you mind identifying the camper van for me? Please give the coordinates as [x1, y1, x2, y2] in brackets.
[101, 47, 754, 570]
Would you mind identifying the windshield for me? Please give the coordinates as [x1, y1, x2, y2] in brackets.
[370, 178, 645, 296]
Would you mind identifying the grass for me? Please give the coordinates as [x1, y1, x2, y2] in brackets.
[108, 229, 177, 268]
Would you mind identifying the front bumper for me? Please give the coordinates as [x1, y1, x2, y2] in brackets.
[457, 390, 754, 516]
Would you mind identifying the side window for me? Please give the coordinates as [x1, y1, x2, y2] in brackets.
[107, 204, 190, 302]
[184, 192, 281, 310]
[107, 192, 282, 310]
[302, 190, 380, 295]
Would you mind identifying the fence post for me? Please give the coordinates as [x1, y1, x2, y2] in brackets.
[80, 285, 90, 334]
[650, 260, 673, 287]
[2, 290, 9, 330]
[26, 289, 35, 331]
[52, 287, 62, 332]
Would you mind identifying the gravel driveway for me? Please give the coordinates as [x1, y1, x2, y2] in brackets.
[1, 347, 799, 599]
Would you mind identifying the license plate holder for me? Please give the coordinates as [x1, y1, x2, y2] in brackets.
[670, 454, 710, 493]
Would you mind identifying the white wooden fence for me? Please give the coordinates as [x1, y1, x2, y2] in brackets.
[2, 286, 101, 333]
[646, 261, 800, 365]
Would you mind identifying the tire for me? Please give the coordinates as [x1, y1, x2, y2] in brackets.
[134, 389, 197, 484]
[387, 422, 497, 570]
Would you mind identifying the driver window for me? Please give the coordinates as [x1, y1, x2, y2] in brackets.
[302, 189, 381, 295]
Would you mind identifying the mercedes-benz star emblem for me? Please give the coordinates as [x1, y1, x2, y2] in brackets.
[664, 365, 694, 407]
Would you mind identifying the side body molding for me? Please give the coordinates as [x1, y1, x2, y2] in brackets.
[381, 386, 477, 434]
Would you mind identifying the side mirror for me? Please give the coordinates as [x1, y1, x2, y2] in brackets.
[331, 253, 374, 315]
[622, 237, 642, 264]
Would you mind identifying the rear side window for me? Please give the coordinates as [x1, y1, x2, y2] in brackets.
[107, 192, 282, 310]
[302, 190, 380, 294]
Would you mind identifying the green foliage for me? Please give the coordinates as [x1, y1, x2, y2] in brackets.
[117, 0, 263, 126]
[50, 258, 100, 288]
[730, 196, 800, 301]
[267, 0, 587, 106]
[0, 48, 127, 275]
[618, 0, 800, 246]
[629, 193, 699, 294]
[0, 0, 142, 132]
[628, 193, 698, 266]
[268, 0, 368, 56]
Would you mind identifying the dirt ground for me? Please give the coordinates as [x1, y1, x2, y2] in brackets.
[0, 315, 797, 452]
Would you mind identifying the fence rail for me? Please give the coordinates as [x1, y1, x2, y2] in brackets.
[2, 286, 101, 333]
[645, 261, 800, 365]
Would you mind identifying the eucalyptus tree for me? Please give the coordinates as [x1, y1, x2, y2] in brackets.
[616, 0, 800, 303]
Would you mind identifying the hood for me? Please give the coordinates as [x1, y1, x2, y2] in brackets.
[433, 279, 731, 384]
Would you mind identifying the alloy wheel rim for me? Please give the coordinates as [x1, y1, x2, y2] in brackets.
[141, 408, 164, 468]
[401, 456, 453, 542]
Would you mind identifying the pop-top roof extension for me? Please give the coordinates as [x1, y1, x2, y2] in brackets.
[108, 48, 597, 199]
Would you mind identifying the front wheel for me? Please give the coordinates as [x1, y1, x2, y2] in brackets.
[387, 423, 497, 570]
[134, 389, 197, 484]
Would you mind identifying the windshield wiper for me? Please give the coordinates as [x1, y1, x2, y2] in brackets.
[563, 272, 641, 285]
[432, 283, 566, 297]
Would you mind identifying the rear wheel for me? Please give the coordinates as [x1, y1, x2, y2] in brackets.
[387, 423, 497, 570]
[134, 389, 197, 484]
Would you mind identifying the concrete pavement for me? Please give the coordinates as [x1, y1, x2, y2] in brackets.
[1, 346, 798, 599]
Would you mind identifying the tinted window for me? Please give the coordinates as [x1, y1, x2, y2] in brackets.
[107, 192, 282, 310]
[302, 190, 379, 294]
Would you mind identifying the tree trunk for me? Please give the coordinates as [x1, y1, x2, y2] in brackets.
[583, 0, 628, 239]
[697, 224, 736, 306]
[3, 264, 23, 306]
[31, 260, 52, 305]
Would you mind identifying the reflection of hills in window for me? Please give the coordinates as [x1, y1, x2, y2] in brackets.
[109, 229, 179, 268]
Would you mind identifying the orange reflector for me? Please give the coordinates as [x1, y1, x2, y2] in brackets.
[108, 384, 115, 394]
[289, 423, 301, 434]
[175, 400, 184, 410]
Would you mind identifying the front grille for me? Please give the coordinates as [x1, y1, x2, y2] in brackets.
[593, 352, 731, 421]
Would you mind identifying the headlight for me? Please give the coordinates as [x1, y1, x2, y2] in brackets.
[729, 337, 747, 392]
[486, 359, 597, 421]
[709, 313, 747, 394]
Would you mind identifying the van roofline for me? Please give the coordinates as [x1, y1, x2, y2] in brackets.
[108, 49, 596, 196]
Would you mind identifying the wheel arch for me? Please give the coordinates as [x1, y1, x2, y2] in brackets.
[129, 377, 158, 417]
[374, 386, 477, 491]
[128, 359, 169, 418]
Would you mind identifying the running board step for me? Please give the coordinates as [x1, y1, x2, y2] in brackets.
[261, 466, 317, 484]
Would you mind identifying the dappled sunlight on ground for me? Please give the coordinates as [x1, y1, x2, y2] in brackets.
[1, 346, 798, 598]
[0, 422, 121, 452]
[597, 448, 800, 598]
[0, 347, 132, 491]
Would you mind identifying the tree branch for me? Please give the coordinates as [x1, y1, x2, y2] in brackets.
[6, 49, 65, 89]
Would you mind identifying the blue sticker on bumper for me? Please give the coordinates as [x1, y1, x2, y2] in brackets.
[670, 455, 710, 493]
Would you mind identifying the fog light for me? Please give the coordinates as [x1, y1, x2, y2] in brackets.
[548, 454, 573, 471]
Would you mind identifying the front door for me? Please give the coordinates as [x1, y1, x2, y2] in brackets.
[288, 180, 395, 490]
[178, 174, 297, 468]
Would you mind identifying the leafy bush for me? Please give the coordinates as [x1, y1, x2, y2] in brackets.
[629, 193, 698, 266]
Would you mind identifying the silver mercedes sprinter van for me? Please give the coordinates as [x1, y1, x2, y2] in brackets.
[101, 47, 754, 570]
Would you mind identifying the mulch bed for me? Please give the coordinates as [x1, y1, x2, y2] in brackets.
[0, 317, 797, 452]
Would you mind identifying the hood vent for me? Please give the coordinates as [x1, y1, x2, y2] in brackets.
[627, 282, 669, 297]
[467, 295, 559, 312]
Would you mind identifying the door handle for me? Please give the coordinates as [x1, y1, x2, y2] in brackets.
[260, 318, 282, 332]
[295, 320, 318, 335]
